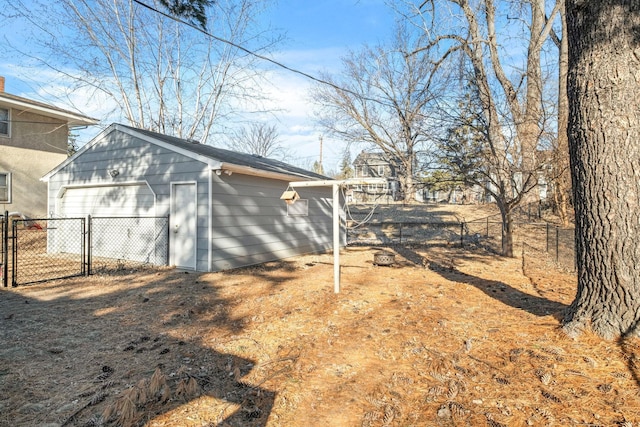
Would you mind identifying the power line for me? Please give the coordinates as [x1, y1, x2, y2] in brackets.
[132, 0, 359, 97]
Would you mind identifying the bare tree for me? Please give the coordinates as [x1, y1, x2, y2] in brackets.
[562, 0, 640, 339]
[311, 25, 446, 203]
[227, 122, 287, 159]
[5, 0, 277, 144]
[409, 0, 563, 256]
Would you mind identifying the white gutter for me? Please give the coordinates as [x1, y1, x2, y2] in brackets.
[219, 162, 317, 182]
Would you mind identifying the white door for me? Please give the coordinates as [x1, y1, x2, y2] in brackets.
[171, 183, 197, 269]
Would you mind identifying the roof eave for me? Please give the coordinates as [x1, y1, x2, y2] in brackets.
[0, 94, 98, 127]
[218, 162, 320, 182]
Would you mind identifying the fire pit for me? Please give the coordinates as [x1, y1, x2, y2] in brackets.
[373, 251, 395, 266]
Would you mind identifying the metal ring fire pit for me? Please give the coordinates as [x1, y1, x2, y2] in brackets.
[373, 251, 395, 266]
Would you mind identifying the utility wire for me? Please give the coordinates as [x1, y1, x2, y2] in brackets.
[132, 0, 367, 99]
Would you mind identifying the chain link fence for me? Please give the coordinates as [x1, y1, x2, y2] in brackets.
[347, 218, 575, 272]
[3, 215, 169, 286]
[347, 221, 465, 246]
[89, 216, 169, 273]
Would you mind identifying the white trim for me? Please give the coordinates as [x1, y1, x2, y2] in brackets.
[0, 106, 10, 138]
[122, 125, 221, 169]
[169, 181, 198, 270]
[208, 169, 213, 272]
[42, 124, 223, 181]
[0, 171, 11, 203]
[55, 180, 154, 199]
[218, 162, 315, 182]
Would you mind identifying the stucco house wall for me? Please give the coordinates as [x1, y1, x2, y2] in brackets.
[0, 78, 97, 217]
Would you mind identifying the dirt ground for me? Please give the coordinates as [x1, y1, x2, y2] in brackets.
[1, 205, 639, 426]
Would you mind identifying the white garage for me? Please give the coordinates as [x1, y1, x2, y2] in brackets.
[43, 123, 336, 272]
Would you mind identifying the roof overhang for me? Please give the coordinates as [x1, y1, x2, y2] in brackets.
[216, 162, 317, 182]
[0, 94, 98, 127]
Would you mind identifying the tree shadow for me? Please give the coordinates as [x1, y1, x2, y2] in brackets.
[392, 245, 567, 319]
[0, 269, 276, 426]
[619, 332, 640, 390]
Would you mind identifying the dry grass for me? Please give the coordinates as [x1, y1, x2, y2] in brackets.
[0, 205, 638, 426]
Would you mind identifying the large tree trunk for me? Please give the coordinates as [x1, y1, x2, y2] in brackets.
[563, 0, 640, 339]
[496, 199, 514, 258]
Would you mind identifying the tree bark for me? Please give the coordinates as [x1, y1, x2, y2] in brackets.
[563, 0, 640, 339]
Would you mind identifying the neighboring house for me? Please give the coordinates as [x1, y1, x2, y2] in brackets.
[42, 123, 337, 272]
[350, 151, 399, 204]
[0, 76, 97, 217]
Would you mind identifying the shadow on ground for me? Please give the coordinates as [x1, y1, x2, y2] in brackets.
[0, 269, 277, 426]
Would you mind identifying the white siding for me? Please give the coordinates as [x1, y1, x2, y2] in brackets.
[210, 173, 335, 271]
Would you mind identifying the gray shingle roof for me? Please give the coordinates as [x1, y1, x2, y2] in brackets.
[120, 124, 329, 181]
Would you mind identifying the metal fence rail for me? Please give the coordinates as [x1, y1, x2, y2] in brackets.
[347, 218, 576, 272]
[347, 221, 465, 246]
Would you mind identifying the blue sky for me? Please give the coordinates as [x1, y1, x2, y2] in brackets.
[260, 0, 397, 169]
[0, 0, 397, 171]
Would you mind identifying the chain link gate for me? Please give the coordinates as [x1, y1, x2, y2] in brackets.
[2, 213, 169, 287]
[1, 212, 8, 286]
[12, 217, 86, 286]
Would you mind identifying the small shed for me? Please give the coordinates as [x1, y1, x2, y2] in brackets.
[42, 123, 338, 272]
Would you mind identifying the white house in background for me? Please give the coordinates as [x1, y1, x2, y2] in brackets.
[42, 123, 338, 272]
[0, 76, 97, 217]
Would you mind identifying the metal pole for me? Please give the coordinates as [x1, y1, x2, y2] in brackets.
[332, 183, 340, 293]
[556, 225, 560, 264]
[2, 211, 7, 287]
[546, 222, 550, 252]
[86, 215, 91, 276]
[11, 218, 17, 287]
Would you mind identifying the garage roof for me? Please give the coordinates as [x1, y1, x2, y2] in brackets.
[123, 125, 329, 181]
[43, 123, 331, 182]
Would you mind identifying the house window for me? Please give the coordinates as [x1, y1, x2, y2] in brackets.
[377, 165, 384, 176]
[0, 172, 11, 203]
[0, 108, 9, 136]
[287, 199, 308, 216]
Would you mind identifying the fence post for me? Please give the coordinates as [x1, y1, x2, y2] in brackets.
[546, 223, 550, 252]
[2, 211, 7, 287]
[399, 222, 403, 244]
[556, 225, 560, 264]
[460, 222, 464, 247]
[86, 215, 91, 276]
[166, 214, 171, 266]
[11, 218, 17, 287]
